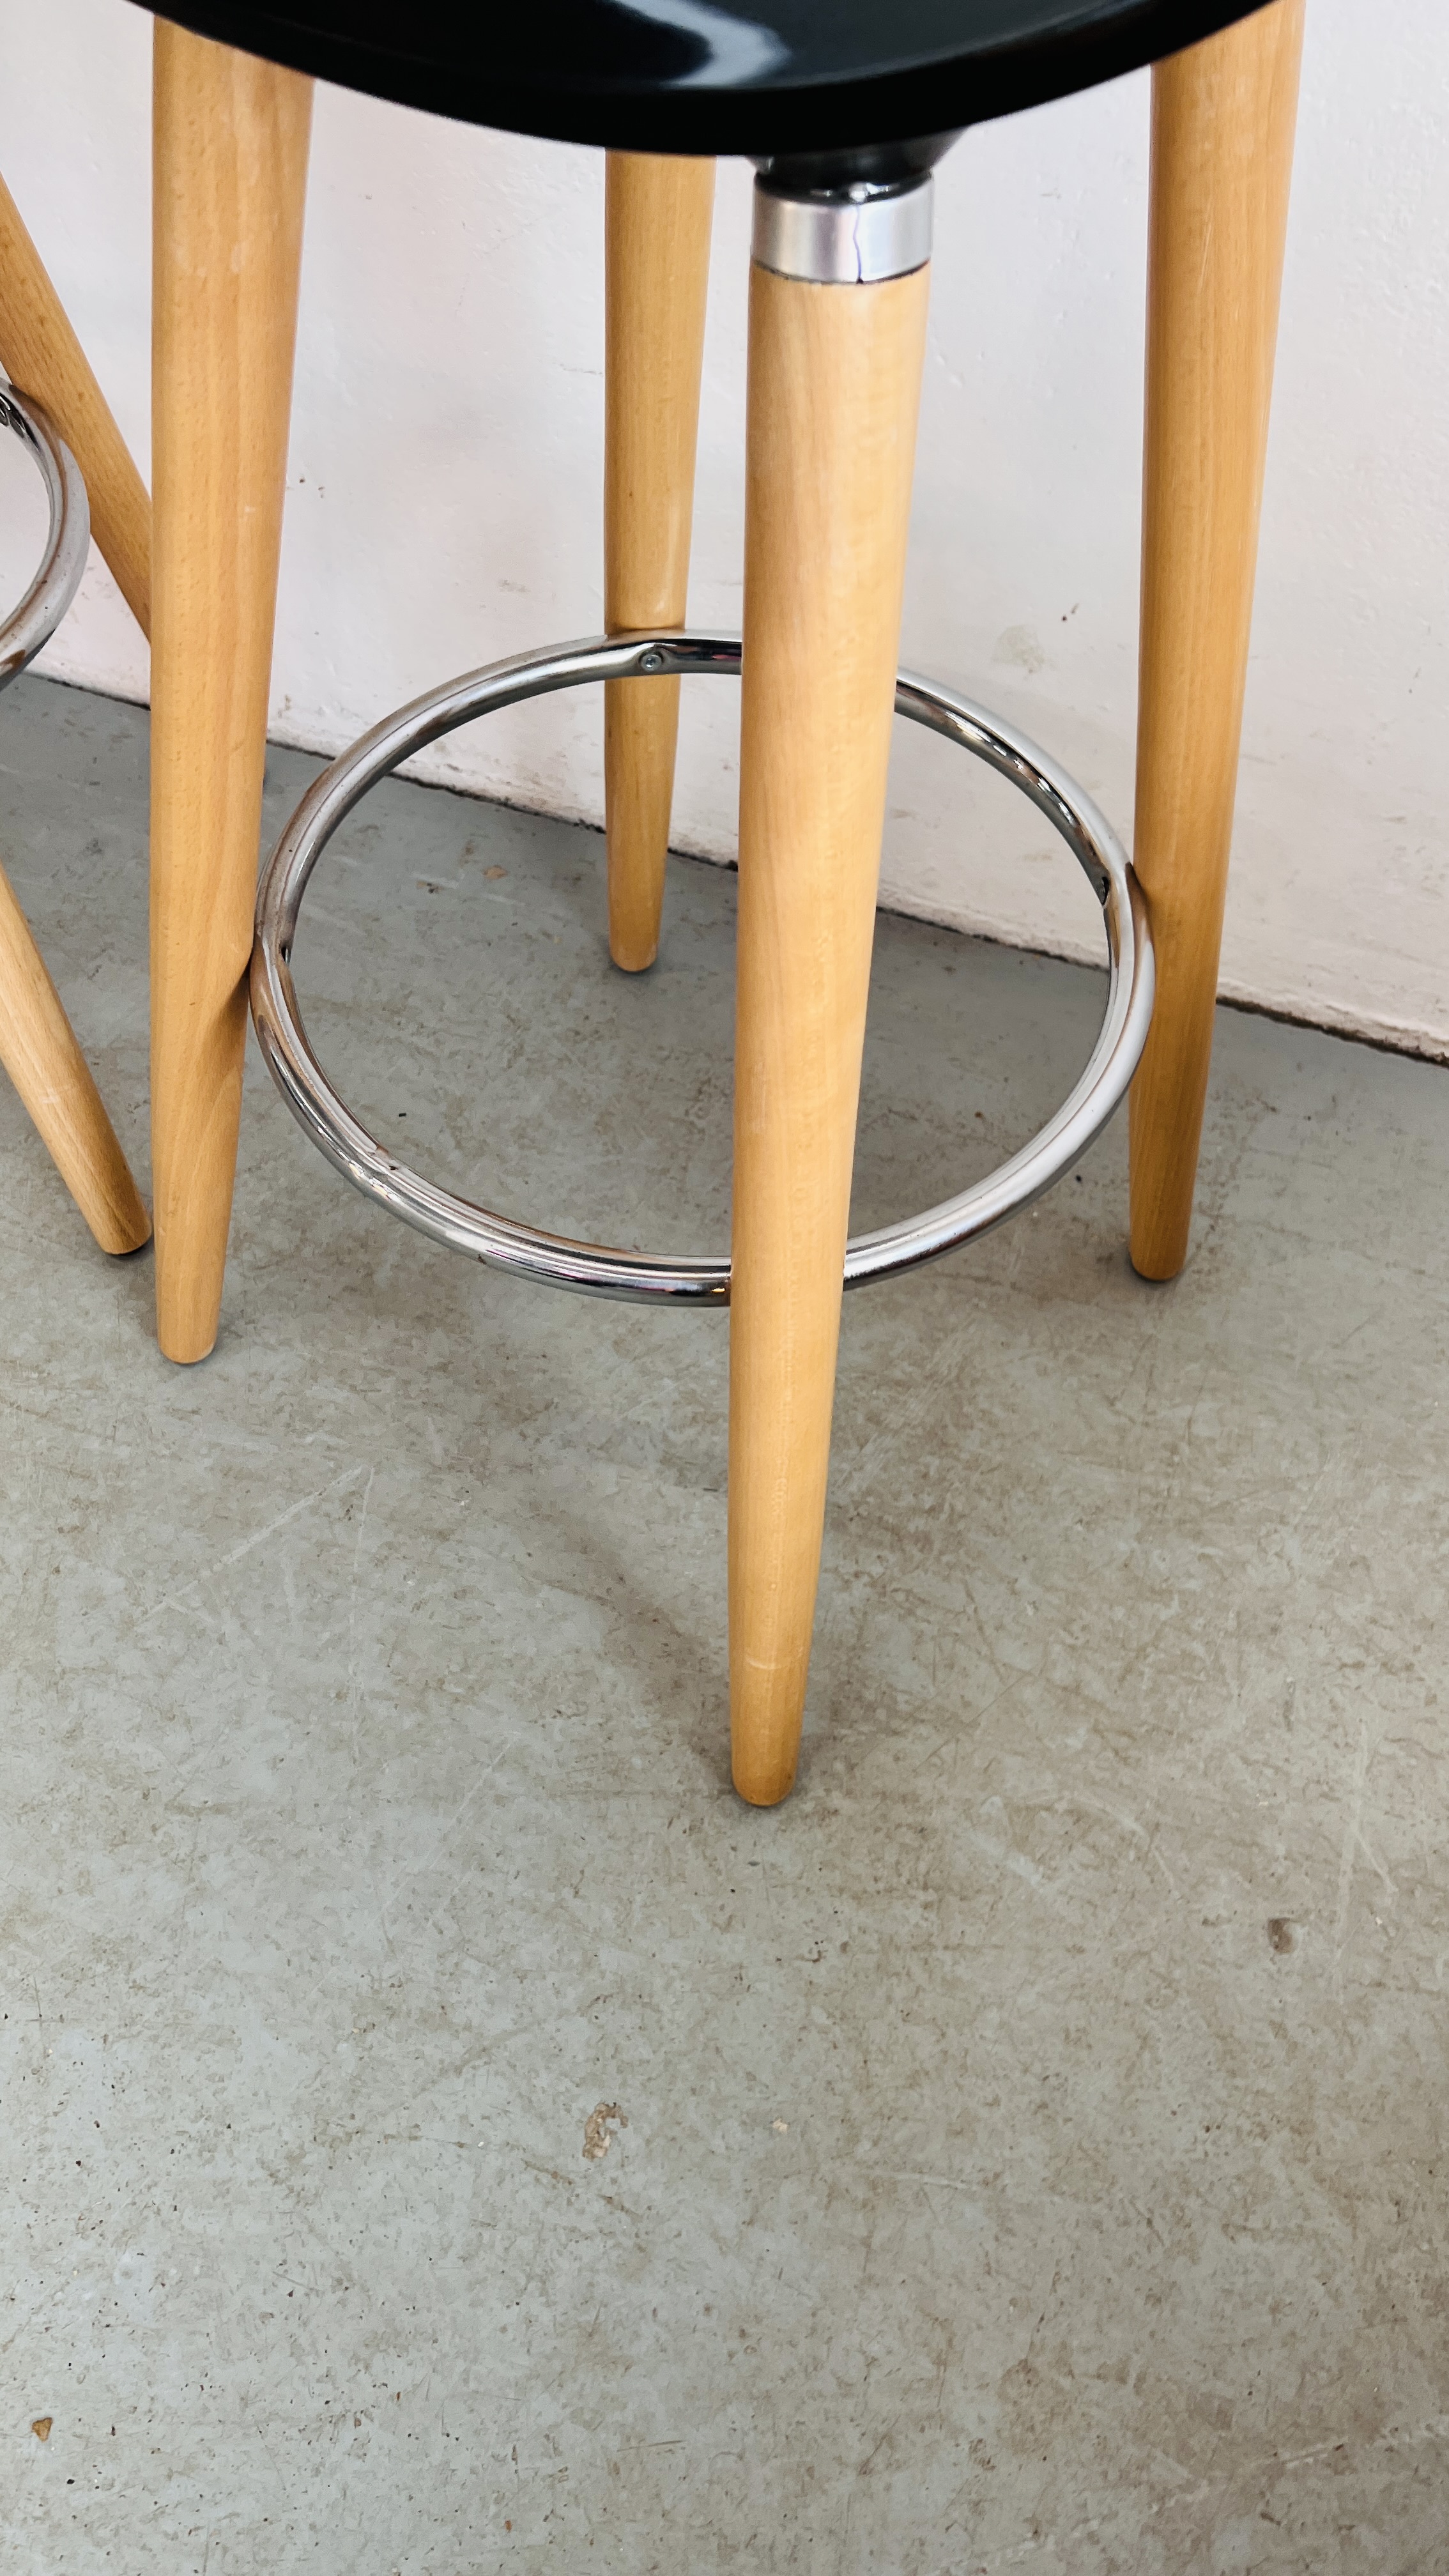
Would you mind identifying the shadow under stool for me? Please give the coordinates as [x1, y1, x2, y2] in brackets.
[130, 0, 1301, 1802]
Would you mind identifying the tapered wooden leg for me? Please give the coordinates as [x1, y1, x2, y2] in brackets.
[0, 857, 150, 1252]
[0, 169, 152, 637]
[729, 256, 929, 1806]
[1128, 0, 1304, 1280]
[604, 152, 714, 971]
[150, 25, 311, 1361]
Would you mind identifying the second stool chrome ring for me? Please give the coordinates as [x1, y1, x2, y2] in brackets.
[0, 384, 90, 692]
[250, 630, 1154, 1305]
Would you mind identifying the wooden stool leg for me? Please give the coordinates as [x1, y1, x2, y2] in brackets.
[0, 169, 152, 638]
[0, 858, 150, 1253]
[729, 250, 929, 1807]
[604, 152, 714, 971]
[150, 24, 312, 1362]
[1128, 0, 1305, 1280]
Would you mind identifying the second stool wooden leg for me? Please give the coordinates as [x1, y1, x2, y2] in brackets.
[1128, 0, 1304, 1280]
[729, 249, 929, 1807]
[603, 151, 714, 972]
[150, 24, 312, 1361]
[0, 858, 150, 1254]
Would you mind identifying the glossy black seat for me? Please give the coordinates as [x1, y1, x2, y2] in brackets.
[142, 1, 1267, 151]
[125, 0, 1301, 1803]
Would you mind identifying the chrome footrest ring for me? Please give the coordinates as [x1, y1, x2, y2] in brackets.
[250, 630, 1154, 1306]
[0, 385, 89, 694]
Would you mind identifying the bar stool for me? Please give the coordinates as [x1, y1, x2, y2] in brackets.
[132, 0, 1300, 1802]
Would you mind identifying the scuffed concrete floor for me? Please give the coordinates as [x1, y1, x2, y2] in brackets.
[3, 671, 1448, 2576]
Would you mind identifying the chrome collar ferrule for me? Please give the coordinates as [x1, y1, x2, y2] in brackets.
[751, 173, 933, 285]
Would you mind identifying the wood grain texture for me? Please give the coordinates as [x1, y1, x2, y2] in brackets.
[1128, 0, 1304, 1280]
[0, 167, 152, 638]
[150, 23, 311, 1361]
[730, 257, 929, 1806]
[604, 152, 714, 972]
[0, 855, 150, 1253]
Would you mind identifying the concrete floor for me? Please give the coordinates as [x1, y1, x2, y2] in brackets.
[3, 671, 1448, 2575]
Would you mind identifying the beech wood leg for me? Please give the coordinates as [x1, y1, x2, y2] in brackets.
[1128, 0, 1305, 1280]
[604, 151, 714, 971]
[150, 24, 312, 1361]
[0, 857, 150, 1252]
[0, 169, 152, 637]
[729, 254, 929, 1806]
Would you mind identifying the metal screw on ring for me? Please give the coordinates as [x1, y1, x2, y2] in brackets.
[250, 629, 1155, 1306]
[0, 383, 90, 693]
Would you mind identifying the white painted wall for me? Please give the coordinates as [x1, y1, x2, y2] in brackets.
[1, 1, 1446, 1054]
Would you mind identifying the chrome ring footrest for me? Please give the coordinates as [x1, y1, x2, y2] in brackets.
[250, 630, 1154, 1306]
[0, 384, 89, 694]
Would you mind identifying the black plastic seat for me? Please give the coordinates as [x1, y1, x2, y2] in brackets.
[138, 3, 1273, 151]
